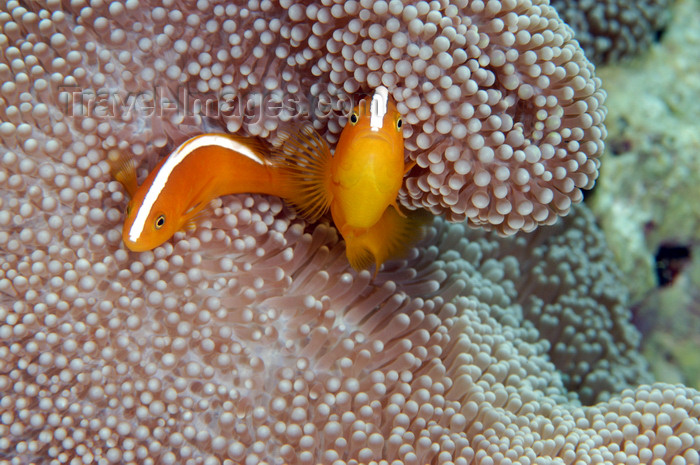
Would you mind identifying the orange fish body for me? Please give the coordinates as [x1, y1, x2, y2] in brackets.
[113, 86, 424, 273]
[277, 86, 423, 272]
[113, 134, 289, 252]
[330, 94, 405, 232]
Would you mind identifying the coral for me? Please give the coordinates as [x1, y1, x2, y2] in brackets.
[591, 0, 700, 301]
[550, 0, 672, 64]
[590, 0, 700, 387]
[1, 0, 604, 234]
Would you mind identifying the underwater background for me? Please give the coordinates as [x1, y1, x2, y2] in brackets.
[1, 0, 700, 463]
[591, 0, 700, 389]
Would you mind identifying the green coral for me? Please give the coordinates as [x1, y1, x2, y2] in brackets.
[591, 0, 700, 387]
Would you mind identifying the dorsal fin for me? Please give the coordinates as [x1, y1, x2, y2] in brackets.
[221, 133, 272, 164]
[271, 124, 333, 222]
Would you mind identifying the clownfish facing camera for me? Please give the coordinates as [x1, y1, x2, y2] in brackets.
[274, 86, 427, 271]
[110, 134, 292, 252]
[112, 86, 426, 273]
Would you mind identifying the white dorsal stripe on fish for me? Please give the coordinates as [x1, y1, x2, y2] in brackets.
[369, 86, 389, 132]
[128, 134, 264, 242]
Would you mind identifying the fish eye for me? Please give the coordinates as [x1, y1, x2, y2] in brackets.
[155, 214, 166, 230]
[350, 112, 359, 125]
[396, 117, 403, 131]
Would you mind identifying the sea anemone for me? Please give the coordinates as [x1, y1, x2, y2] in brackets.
[2, 0, 699, 463]
[550, 0, 672, 64]
[2, 192, 699, 462]
[2, 0, 605, 234]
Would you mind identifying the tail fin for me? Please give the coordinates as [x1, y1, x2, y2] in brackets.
[344, 206, 432, 274]
[271, 124, 333, 222]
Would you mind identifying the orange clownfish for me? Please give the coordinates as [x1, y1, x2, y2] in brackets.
[275, 86, 425, 271]
[112, 86, 425, 273]
[111, 134, 291, 252]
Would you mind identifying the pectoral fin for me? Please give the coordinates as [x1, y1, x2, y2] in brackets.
[391, 199, 407, 218]
[181, 199, 215, 232]
[108, 149, 138, 197]
[404, 160, 417, 175]
[271, 124, 333, 222]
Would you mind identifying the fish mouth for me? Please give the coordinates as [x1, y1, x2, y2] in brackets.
[349, 133, 394, 154]
[121, 227, 151, 252]
[359, 133, 393, 143]
[122, 236, 149, 252]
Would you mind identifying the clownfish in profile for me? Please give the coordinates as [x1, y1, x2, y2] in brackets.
[112, 86, 426, 273]
[110, 134, 292, 252]
[273, 86, 427, 272]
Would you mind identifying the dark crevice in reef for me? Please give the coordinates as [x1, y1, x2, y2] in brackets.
[655, 243, 691, 287]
